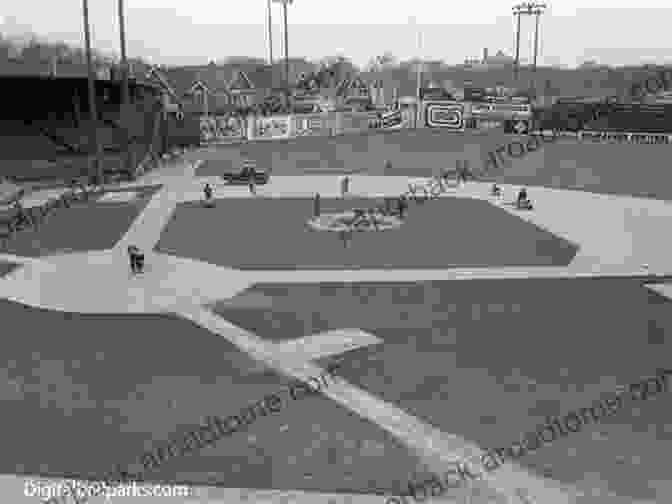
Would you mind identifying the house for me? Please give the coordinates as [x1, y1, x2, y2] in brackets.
[462, 49, 514, 69]
[155, 63, 288, 116]
[334, 75, 379, 111]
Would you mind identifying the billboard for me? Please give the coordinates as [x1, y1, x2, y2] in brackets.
[293, 113, 334, 137]
[470, 102, 532, 120]
[254, 116, 291, 140]
[200, 115, 245, 143]
[424, 102, 464, 131]
[340, 111, 379, 134]
[377, 109, 408, 129]
[504, 119, 530, 134]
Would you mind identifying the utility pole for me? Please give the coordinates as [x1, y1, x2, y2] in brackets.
[283, 0, 290, 98]
[82, 0, 103, 183]
[513, 8, 522, 81]
[532, 6, 543, 75]
[118, 0, 131, 172]
[408, 15, 422, 129]
[273, 0, 292, 108]
[512, 2, 546, 94]
[267, 0, 274, 65]
[416, 31, 423, 104]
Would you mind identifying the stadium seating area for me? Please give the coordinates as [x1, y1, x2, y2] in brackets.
[0, 75, 194, 183]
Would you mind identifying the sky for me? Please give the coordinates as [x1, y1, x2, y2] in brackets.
[1, 2, 672, 68]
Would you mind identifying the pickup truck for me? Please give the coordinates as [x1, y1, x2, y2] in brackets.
[220, 164, 270, 185]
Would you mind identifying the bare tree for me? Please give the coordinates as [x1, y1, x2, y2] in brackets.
[319, 55, 358, 84]
[367, 51, 397, 72]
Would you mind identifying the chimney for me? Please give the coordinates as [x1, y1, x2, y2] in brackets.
[483, 48, 488, 63]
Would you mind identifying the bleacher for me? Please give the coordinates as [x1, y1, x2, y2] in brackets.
[0, 119, 61, 160]
[0, 75, 167, 183]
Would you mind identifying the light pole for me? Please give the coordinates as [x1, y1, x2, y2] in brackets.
[118, 0, 131, 172]
[283, 0, 291, 98]
[82, 0, 103, 183]
[416, 31, 423, 104]
[512, 2, 546, 93]
[267, 0, 274, 65]
[272, 0, 292, 107]
[408, 15, 423, 128]
[513, 7, 522, 81]
[532, 5, 545, 76]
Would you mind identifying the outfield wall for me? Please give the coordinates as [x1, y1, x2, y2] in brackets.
[198, 101, 468, 145]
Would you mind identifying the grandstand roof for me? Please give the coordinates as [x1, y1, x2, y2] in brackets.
[0, 73, 160, 92]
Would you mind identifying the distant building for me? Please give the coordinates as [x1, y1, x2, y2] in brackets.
[580, 60, 609, 69]
[485, 49, 514, 66]
[463, 49, 514, 68]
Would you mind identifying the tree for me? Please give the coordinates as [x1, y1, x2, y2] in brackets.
[220, 56, 268, 66]
[367, 52, 396, 72]
[318, 55, 358, 84]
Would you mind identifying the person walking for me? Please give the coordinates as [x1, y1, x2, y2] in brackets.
[314, 193, 321, 217]
[341, 176, 350, 198]
[517, 187, 528, 205]
[398, 195, 408, 219]
[127, 245, 144, 274]
[203, 183, 213, 206]
[248, 166, 257, 195]
[340, 230, 352, 248]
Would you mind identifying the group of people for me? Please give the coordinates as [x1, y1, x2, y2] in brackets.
[490, 183, 533, 210]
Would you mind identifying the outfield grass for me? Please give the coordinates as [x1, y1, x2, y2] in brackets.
[196, 129, 672, 200]
[155, 197, 577, 270]
[212, 277, 672, 502]
[195, 129, 501, 178]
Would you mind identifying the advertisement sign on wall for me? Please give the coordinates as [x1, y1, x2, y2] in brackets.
[373, 109, 408, 130]
[476, 119, 504, 130]
[503, 119, 530, 134]
[424, 102, 464, 131]
[340, 111, 379, 134]
[200, 116, 245, 143]
[580, 131, 672, 144]
[254, 116, 291, 140]
[294, 113, 333, 137]
[471, 102, 532, 120]
[366, 108, 414, 130]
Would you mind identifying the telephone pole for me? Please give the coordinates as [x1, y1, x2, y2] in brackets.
[118, 0, 131, 172]
[272, 0, 293, 105]
[513, 8, 522, 81]
[512, 2, 547, 91]
[283, 0, 290, 94]
[82, 0, 104, 183]
[267, 0, 273, 65]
